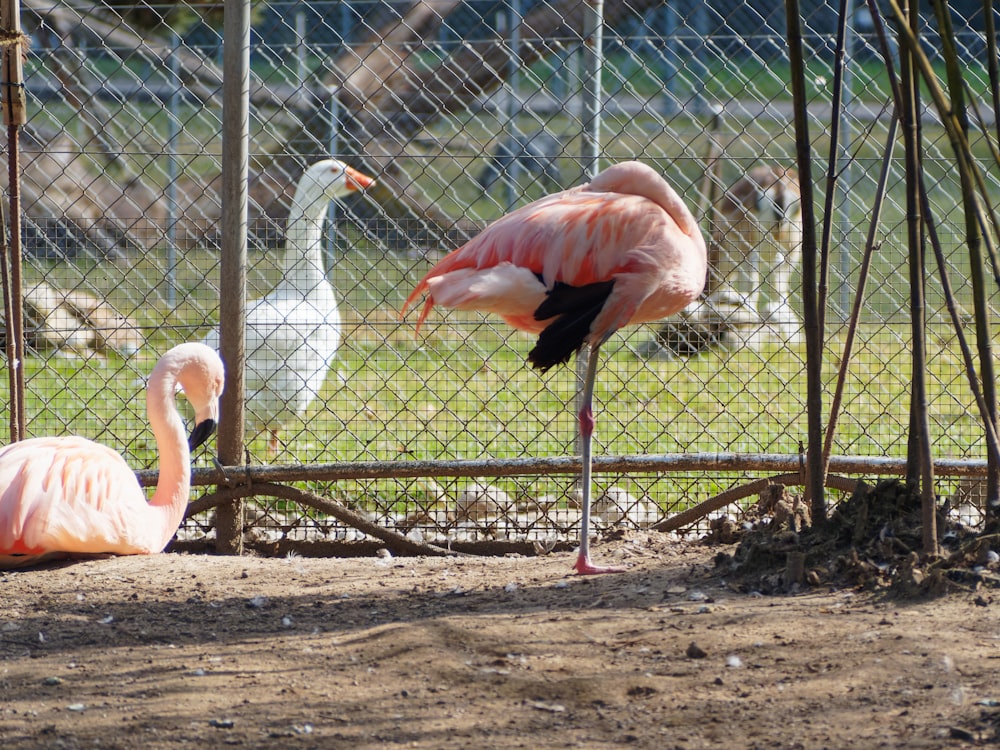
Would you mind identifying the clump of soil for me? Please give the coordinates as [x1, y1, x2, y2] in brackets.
[712, 478, 999, 596]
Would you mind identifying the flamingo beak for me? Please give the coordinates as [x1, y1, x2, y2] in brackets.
[188, 419, 218, 452]
[344, 165, 375, 192]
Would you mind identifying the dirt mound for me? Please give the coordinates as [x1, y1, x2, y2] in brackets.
[711, 478, 999, 596]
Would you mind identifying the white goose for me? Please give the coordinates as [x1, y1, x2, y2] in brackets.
[204, 159, 375, 453]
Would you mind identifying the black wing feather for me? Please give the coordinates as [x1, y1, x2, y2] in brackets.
[527, 279, 615, 371]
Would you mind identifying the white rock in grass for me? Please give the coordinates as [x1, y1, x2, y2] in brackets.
[948, 478, 986, 528]
[454, 483, 511, 522]
[593, 487, 637, 520]
[404, 478, 449, 508]
[397, 479, 452, 531]
[592, 487, 659, 528]
[522, 494, 559, 513]
[400, 506, 450, 532]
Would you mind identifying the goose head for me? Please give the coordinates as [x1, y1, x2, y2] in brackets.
[294, 159, 375, 207]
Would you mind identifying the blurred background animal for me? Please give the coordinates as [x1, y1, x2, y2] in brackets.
[708, 164, 802, 335]
[476, 131, 563, 194]
[650, 164, 802, 356]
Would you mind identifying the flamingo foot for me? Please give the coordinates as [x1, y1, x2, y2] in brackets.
[573, 552, 626, 575]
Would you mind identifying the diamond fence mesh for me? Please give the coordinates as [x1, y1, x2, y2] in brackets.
[2, 0, 997, 550]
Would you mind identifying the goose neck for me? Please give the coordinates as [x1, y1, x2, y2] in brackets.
[281, 192, 329, 285]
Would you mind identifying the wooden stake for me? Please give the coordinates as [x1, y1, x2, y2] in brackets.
[1, 0, 26, 443]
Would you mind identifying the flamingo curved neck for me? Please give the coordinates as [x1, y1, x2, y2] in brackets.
[144, 368, 192, 549]
[280, 187, 331, 292]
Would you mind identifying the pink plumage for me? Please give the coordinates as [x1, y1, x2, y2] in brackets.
[0, 343, 224, 568]
[403, 161, 707, 573]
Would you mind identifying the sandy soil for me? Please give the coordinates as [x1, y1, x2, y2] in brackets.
[1, 529, 998, 749]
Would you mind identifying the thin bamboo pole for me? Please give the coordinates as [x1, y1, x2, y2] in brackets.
[919, 175, 1000, 469]
[783, 0, 826, 522]
[822, 113, 899, 469]
[884, 0, 1000, 543]
[885, 0, 1000, 289]
[986, 0, 1000, 149]
[897, 0, 937, 554]
[816, 0, 851, 335]
[930, 0, 999, 525]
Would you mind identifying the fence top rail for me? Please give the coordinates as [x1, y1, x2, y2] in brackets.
[134, 452, 990, 488]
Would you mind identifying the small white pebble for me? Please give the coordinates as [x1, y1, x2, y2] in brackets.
[726, 655, 743, 668]
[247, 596, 267, 609]
[504, 582, 518, 593]
[67, 703, 86, 712]
[376, 548, 392, 559]
[281, 616, 294, 628]
[98, 615, 114, 625]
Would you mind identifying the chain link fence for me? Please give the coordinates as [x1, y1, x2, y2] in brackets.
[2, 0, 997, 552]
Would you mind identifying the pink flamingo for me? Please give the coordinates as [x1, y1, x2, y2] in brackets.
[403, 161, 707, 574]
[0, 343, 225, 568]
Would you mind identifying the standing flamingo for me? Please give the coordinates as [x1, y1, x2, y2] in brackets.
[203, 159, 374, 453]
[0, 343, 225, 568]
[403, 161, 707, 574]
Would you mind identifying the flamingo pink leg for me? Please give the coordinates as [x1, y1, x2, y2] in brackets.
[572, 345, 625, 575]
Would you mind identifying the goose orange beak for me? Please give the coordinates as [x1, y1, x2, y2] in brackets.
[345, 165, 375, 191]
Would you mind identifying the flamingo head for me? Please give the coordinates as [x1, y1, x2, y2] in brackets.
[167, 343, 225, 452]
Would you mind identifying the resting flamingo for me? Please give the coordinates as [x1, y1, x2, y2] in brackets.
[403, 161, 707, 574]
[0, 342, 224, 569]
[203, 159, 374, 453]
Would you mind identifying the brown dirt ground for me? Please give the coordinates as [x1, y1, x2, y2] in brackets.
[1, 521, 999, 750]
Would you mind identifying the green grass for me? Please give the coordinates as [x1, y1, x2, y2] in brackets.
[11, 46, 1000, 521]
[12, 220, 999, 466]
[4, 241, 995, 522]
